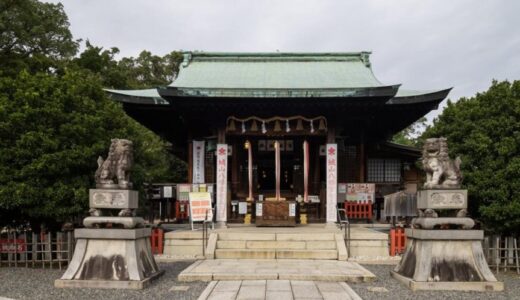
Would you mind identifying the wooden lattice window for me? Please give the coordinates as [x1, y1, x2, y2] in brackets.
[367, 159, 401, 183]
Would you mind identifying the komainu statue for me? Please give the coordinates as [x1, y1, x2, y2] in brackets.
[422, 137, 462, 189]
[95, 139, 134, 189]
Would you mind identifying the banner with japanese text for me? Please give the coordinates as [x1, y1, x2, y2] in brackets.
[216, 144, 228, 222]
[192, 140, 205, 184]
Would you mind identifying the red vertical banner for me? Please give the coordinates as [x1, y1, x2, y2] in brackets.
[216, 144, 228, 222]
[326, 143, 338, 223]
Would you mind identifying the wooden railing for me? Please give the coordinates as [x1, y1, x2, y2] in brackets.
[0, 229, 74, 269]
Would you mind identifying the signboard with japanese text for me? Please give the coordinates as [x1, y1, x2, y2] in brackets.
[188, 192, 213, 222]
[326, 144, 338, 222]
[0, 239, 26, 253]
[216, 144, 228, 222]
[192, 140, 205, 184]
[346, 183, 375, 202]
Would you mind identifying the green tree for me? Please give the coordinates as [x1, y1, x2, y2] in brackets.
[0, 69, 185, 228]
[421, 81, 520, 234]
[0, 0, 79, 75]
[392, 117, 427, 146]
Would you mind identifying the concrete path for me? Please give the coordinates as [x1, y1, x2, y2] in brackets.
[198, 280, 362, 300]
[179, 259, 375, 282]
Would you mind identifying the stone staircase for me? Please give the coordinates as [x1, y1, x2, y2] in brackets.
[210, 232, 348, 260]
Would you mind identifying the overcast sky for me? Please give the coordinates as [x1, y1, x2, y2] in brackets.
[50, 0, 520, 122]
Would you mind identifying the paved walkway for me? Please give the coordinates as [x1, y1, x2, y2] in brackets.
[179, 259, 375, 282]
[198, 280, 362, 300]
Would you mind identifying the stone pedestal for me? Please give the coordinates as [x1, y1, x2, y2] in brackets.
[55, 228, 163, 289]
[391, 228, 503, 291]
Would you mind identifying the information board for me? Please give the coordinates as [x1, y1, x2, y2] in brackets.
[346, 183, 375, 202]
[188, 192, 213, 223]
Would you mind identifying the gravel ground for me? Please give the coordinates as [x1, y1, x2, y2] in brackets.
[0, 261, 207, 300]
[1, 262, 519, 300]
[352, 264, 520, 300]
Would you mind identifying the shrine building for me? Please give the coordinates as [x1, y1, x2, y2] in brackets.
[105, 52, 450, 227]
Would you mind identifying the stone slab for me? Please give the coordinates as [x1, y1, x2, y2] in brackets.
[417, 189, 467, 209]
[217, 240, 247, 249]
[89, 189, 138, 209]
[74, 227, 151, 239]
[164, 245, 203, 256]
[247, 241, 306, 249]
[178, 259, 376, 282]
[306, 241, 337, 250]
[218, 233, 275, 241]
[390, 270, 504, 291]
[405, 228, 484, 240]
[54, 270, 164, 290]
[276, 233, 335, 241]
[215, 249, 276, 259]
[276, 250, 337, 260]
[412, 217, 475, 229]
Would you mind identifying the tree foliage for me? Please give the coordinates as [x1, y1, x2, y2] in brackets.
[0, 0, 79, 75]
[72, 42, 183, 89]
[392, 117, 427, 146]
[421, 81, 520, 234]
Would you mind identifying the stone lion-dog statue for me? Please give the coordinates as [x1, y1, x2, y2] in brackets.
[422, 137, 462, 189]
[95, 138, 134, 189]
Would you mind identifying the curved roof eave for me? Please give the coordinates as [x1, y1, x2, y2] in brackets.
[104, 88, 169, 105]
[386, 88, 452, 105]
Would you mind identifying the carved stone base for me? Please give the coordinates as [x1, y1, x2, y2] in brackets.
[391, 229, 503, 291]
[83, 216, 144, 229]
[55, 228, 162, 290]
[417, 189, 467, 210]
[412, 217, 475, 229]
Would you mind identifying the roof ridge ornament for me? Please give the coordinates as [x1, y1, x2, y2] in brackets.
[360, 52, 371, 68]
[181, 53, 192, 68]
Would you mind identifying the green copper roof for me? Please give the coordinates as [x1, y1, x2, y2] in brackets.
[170, 52, 384, 89]
[104, 51, 450, 102]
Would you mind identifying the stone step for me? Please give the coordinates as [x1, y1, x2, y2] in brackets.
[214, 249, 338, 260]
[218, 232, 275, 241]
[277, 250, 338, 260]
[216, 240, 337, 250]
[215, 249, 276, 259]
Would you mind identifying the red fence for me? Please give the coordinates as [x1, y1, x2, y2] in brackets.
[390, 227, 406, 256]
[150, 228, 164, 255]
[344, 201, 373, 220]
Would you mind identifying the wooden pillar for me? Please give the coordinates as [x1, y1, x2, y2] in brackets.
[359, 142, 365, 183]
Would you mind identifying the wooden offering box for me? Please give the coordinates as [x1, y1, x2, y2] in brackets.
[255, 200, 296, 227]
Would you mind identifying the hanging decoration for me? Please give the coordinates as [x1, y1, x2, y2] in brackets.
[250, 120, 258, 132]
[274, 120, 281, 132]
[226, 116, 327, 134]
